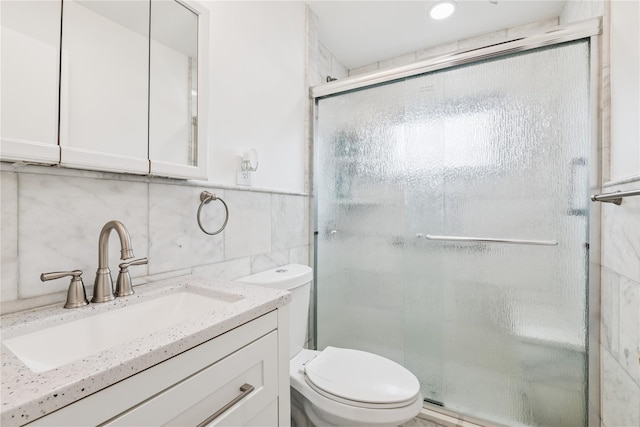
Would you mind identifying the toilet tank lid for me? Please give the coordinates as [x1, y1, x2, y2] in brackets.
[235, 264, 313, 291]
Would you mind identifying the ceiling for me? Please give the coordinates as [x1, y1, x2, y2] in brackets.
[307, 0, 566, 70]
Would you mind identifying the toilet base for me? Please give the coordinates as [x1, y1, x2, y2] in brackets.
[290, 349, 423, 427]
[292, 386, 418, 427]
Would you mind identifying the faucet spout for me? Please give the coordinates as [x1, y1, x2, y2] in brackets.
[92, 220, 135, 303]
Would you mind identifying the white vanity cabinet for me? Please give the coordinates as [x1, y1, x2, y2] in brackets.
[27, 310, 290, 427]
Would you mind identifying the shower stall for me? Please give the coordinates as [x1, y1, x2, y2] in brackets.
[312, 20, 601, 427]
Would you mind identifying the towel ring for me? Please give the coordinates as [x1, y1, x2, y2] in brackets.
[197, 191, 229, 235]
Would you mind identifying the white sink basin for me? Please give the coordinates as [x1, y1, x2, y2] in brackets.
[3, 291, 239, 373]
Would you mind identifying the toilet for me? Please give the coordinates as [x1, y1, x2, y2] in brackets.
[236, 264, 423, 427]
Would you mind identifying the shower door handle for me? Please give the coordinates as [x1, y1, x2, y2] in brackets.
[568, 157, 587, 216]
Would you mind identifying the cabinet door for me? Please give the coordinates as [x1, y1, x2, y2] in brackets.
[148, 0, 208, 179]
[58, 0, 149, 174]
[0, 0, 61, 164]
[104, 330, 279, 426]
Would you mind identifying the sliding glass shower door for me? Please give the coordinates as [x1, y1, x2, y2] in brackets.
[315, 40, 591, 426]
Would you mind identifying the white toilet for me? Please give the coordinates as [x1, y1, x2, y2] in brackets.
[236, 264, 423, 427]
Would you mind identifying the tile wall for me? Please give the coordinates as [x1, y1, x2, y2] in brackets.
[600, 178, 640, 427]
[0, 164, 310, 314]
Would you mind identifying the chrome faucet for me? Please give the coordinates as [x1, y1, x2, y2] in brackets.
[92, 220, 136, 303]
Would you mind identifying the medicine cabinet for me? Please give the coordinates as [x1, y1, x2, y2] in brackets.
[1, 0, 61, 164]
[1, 0, 208, 180]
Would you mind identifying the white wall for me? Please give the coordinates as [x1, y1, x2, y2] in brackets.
[609, 0, 640, 181]
[206, 1, 307, 193]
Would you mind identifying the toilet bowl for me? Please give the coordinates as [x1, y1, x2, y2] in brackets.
[236, 264, 423, 426]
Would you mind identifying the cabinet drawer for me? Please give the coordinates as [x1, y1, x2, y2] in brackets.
[105, 331, 278, 426]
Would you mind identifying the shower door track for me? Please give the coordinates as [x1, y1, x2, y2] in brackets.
[310, 18, 601, 100]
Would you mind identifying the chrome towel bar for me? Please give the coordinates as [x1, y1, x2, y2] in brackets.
[591, 189, 640, 205]
[424, 235, 558, 246]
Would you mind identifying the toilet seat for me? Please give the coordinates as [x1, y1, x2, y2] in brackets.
[303, 347, 420, 409]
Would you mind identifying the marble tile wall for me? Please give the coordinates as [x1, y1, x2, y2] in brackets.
[0, 164, 310, 314]
[600, 179, 640, 427]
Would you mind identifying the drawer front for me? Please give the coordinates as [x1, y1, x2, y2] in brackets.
[104, 330, 278, 427]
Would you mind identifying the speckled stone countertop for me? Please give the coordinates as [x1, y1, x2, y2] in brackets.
[0, 275, 290, 427]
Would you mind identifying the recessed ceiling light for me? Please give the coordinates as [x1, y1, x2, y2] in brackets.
[429, 0, 457, 20]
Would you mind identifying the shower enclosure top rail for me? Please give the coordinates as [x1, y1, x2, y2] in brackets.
[424, 235, 559, 246]
[591, 188, 640, 205]
[310, 18, 601, 100]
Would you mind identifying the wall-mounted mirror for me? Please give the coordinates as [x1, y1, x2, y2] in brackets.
[59, 0, 150, 173]
[1, 0, 61, 163]
[149, 0, 198, 169]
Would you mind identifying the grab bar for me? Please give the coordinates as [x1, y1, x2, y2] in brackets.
[424, 235, 558, 246]
[591, 189, 640, 205]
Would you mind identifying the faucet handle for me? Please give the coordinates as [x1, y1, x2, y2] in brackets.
[120, 257, 148, 269]
[115, 257, 148, 297]
[41, 270, 89, 309]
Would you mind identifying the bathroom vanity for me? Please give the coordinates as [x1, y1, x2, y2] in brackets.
[0, 276, 291, 426]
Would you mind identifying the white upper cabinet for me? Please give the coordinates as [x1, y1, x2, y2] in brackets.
[1, 0, 61, 164]
[149, 0, 208, 180]
[2, 0, 208, 180]
[59, 0, 150, 174]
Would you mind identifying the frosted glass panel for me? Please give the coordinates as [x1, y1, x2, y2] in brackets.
[315, 40, 590, 427]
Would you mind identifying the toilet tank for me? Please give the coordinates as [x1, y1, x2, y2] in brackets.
[236, 264, 313, 359]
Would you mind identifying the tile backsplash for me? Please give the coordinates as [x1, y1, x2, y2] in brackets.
[0, 164, 310, 314]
